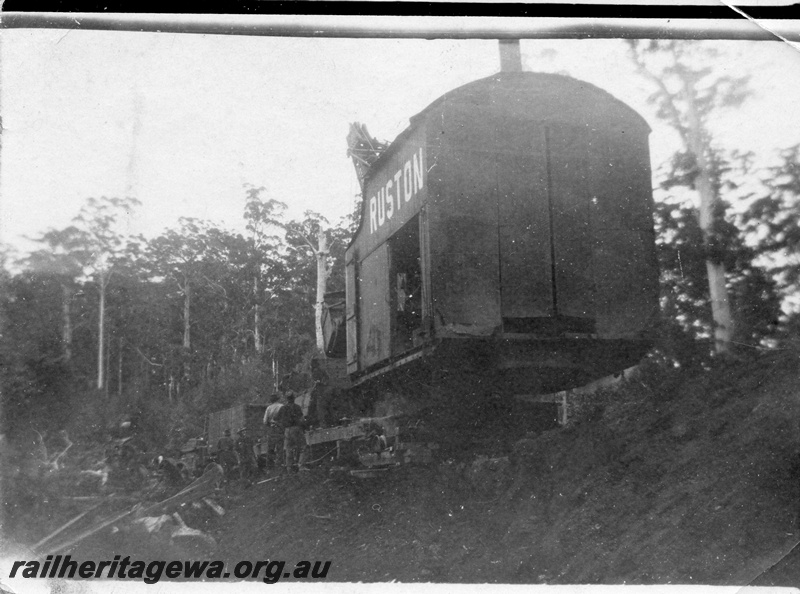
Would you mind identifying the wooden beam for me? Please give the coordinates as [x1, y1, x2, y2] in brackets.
[32, 504, 101, 551]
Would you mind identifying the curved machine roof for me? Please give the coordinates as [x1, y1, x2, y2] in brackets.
[348, 72, 651, 251]
[370, 72, 650, 175]
[415, 71, 649, 128]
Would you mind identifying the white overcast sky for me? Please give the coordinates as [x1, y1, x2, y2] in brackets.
[1, 20, 800, 257]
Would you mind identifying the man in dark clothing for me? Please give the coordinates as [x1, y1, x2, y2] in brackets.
[262, 393, 285, 470]
[157, 455, 186, 488]
[216, 429, 238, 479]
[276, 391, 305, 473]
[235, 428, 256, 481]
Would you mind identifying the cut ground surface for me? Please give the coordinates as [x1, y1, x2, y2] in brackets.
[8, 351, 800, 586]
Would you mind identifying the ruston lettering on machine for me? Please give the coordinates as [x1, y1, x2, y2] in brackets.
[368, 146, 425, 235]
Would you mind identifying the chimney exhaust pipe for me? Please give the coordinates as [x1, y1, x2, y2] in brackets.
[499, 39, 522, 72]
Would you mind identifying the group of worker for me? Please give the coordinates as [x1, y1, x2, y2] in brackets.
[262, 390, 306, 474]
[215, 389, 307, 481]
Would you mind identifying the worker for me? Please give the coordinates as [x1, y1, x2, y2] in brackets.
[276, 390, 305, 474]
[262, 393, 284, 471]
[235, 428, 256, 482]
[216, 429, 238, 479]
[157, 456, 185, 487]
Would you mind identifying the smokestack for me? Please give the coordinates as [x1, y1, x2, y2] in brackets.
[499, 39, 522, 72]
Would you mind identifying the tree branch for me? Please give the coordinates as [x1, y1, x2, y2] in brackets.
[135, 346, 163, 367]
[275, 223, 317, 254]
[626, 41, 689, 142]
[201, 274, 230, 300]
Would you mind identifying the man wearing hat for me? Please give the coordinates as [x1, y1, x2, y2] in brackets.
[216, 429, 238, 478]
[235, 427, 256, 481]
[277, 390, 306, 474]
[262, 392, 284, 471]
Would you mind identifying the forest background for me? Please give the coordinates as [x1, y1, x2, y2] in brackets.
[1, 33, 799, 458]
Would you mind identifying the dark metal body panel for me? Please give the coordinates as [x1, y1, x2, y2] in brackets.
[497, 120, 553, 319]
[358, 243, 391, 368]
[345, 72, 659, 391]
[429, 104, 502, 331]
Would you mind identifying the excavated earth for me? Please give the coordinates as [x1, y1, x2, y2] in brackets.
[7, 350, 800, 587]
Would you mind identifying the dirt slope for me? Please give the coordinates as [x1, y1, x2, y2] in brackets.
[43, 352, 800, 586]
[199, 352, 800, 586]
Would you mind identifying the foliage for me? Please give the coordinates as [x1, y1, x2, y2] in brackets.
[627, 40, 751, 145]
[4, 44, 799, 459]
[1, 189, 355, 448]
[653, 154, 785, 362]
[735, 145, 800, 310]
[0, 271, 74, 437]
[628, 40, 789, 359]
[656, 197, 780, 327]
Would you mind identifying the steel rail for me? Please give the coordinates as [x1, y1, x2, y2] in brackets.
[0, 14, 799, 42]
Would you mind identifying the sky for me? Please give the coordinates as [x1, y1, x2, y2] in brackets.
[1, 19, 800, 259]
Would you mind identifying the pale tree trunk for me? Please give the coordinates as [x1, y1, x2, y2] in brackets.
[254, 275, 263, 354]
[280, 223, 331, 356]
[105, 330, 111, 398]
[315, 227, 330, 356]
[684, 81, 734, 354]
[182, 280, 191, 351]
[96, 274, 106, 390]
[117, 337, 123, 398]
[272, 353, 279, 392]
[182, 277, 191, 382]
[61, 284, 72, 362]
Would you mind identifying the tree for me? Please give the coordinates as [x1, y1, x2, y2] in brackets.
[145, 218, 215, 390]
[653, 178, 781, 363]
[101, 236, 147, 398]
[24, 226, 90, 363]
[247, 193, 336, 357]
[143, 218, 257, 395]
[736, 144, 800, 313]
[73, 196, 141, 390]
[282, 212, 336, 356]
[243, 187, 286, 356]
[1, 247, 74, 432]
[628, 40, 751, 354]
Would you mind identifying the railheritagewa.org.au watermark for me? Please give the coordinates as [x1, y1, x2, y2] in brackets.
[7, 555, 331, 584]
